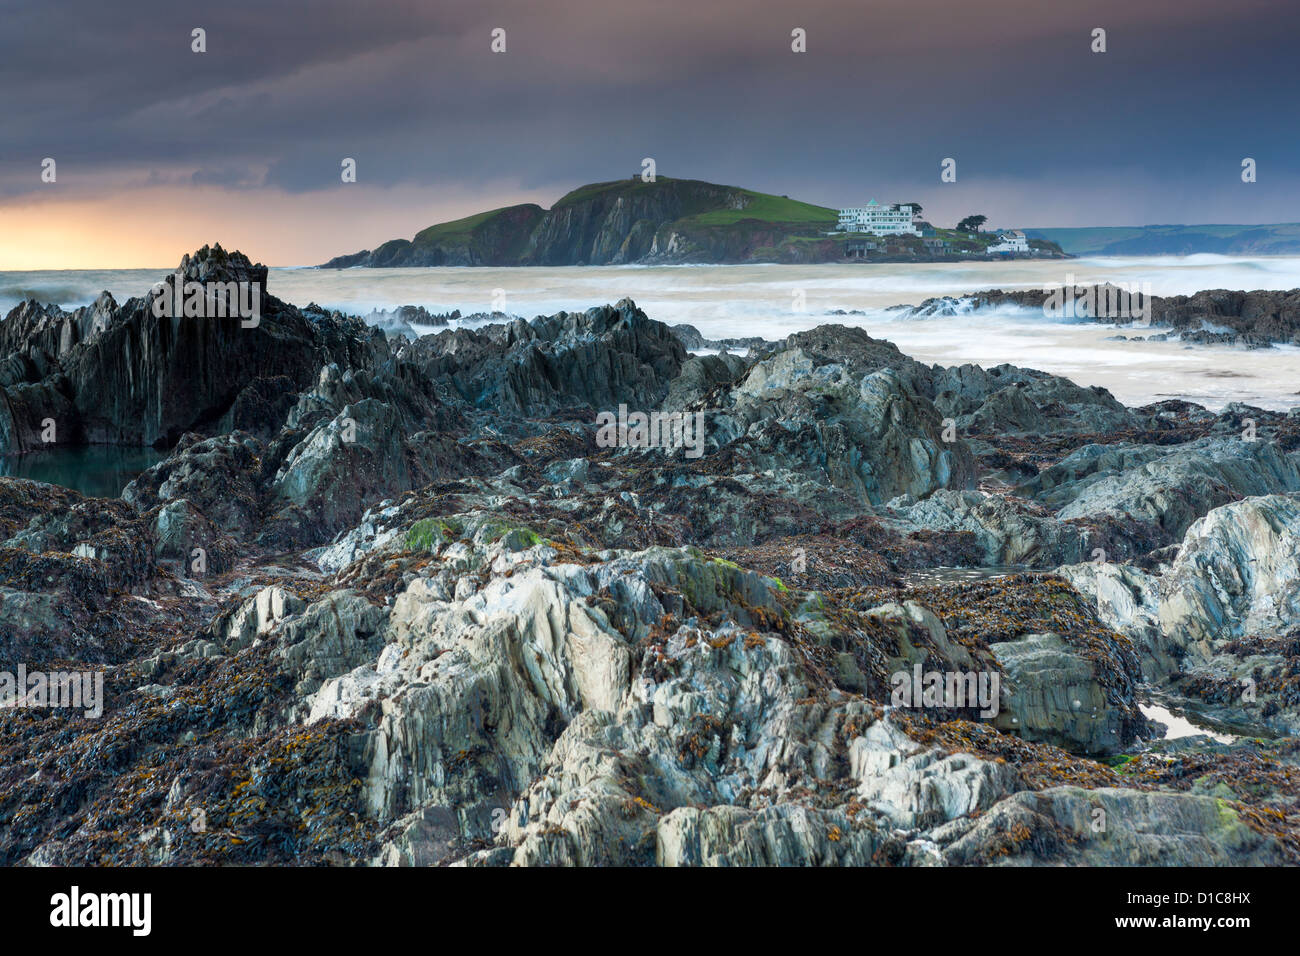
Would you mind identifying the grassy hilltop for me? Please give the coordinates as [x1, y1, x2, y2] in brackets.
[319, 176, 1070, 267]
[320, 177, 848, 267]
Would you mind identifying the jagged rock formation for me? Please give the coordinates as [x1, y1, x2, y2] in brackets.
[1159, 495, 1300, 645]
[2, 246, 1299, 867]
[404, 298, 686, 416]
[909, 285, 1300, 346]
[0, 245, 381, 453]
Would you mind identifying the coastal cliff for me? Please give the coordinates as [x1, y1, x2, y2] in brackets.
[320, 177, 1056, 267]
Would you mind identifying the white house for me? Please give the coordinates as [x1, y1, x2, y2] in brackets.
[986, 230, 1029, 254]
[837, 200, 920, 236]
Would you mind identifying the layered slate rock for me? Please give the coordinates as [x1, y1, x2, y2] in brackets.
[944, 787, 1290, 866]
[1158, 494, 1300, 646]
[404, 298, 686, 417]
[991, 632, 1132, 755]
[1045, 437, 1300, 542]
[0, 245, 380, 453]
[3, 249, 1300, 867]
[719, 337, 975, 506]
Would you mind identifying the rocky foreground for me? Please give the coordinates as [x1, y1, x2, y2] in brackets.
[1, 245, 1299, 866]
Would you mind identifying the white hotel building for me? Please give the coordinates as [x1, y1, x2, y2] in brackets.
[837, 200, 920, 236]
[986, 230, 1029, 254]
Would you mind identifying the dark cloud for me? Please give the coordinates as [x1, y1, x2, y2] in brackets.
[190, 166, 265, 188]
[2, 0, 1298, 228]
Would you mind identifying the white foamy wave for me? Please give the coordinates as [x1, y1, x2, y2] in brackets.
[3, 258, 1298, 411]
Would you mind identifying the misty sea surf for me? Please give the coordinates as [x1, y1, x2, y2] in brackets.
[4, 254, 1299, 412]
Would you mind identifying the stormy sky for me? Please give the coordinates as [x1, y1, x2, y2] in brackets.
[2, 0, 1298, 267]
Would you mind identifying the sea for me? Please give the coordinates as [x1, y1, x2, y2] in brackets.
[3, 254, 1299, 412]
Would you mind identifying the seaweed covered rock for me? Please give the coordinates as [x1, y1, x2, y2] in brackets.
[1042, 437, 1300, 543]
[944, 786, 1290, 866]
[991, 632, 1133, 755]
[5, 264, 1300, 869]
[1056, 560, 1181, 682]
[723, 350, 975, 505]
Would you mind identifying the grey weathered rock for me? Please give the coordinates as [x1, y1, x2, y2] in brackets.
[944, 786, 1289, 865]
[1039, 438, 1300, 543]
[405, 298, 685, 417]
[661, 353, 749, 411]
[723, 351, 975, 505]
[213, 585, 307, 652]
[124, 431, 267, 534]
[6, 258, 1299, 869]
[271, 400, 412, 537]
[1158, 494, 1300, 647]
[991, 631, 1140, 754]
[850, 719, 1019, 828]
[149, 499, 231, 572]
[933, 362, 1136, 435]
[1057, 561, 1181, 682]
[655, 804, 886, 866]
[893, 489, 1090, 567]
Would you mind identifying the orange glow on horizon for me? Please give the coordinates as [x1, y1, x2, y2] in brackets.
[0, 183, 546, 271]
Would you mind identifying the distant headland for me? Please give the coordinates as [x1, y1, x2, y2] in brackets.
[318, 176, 1067, 268]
